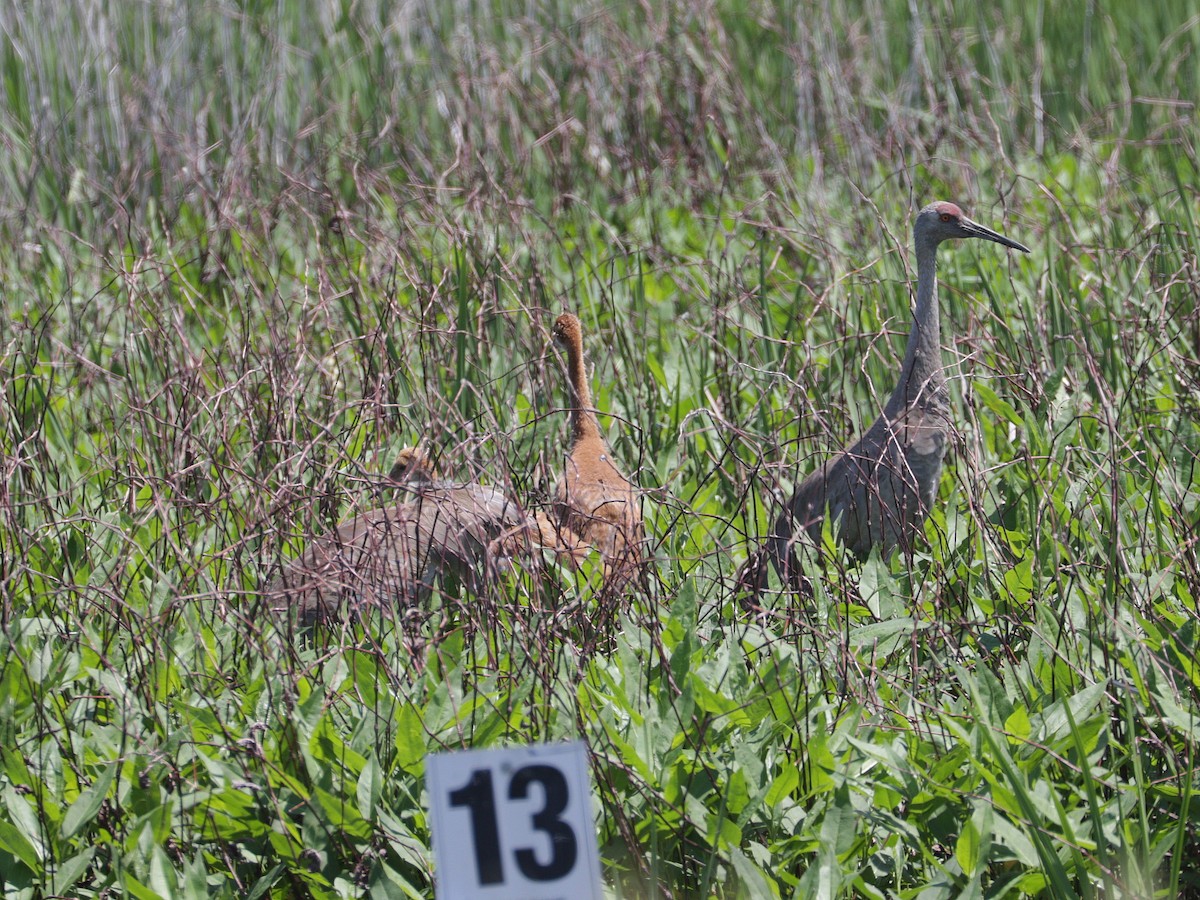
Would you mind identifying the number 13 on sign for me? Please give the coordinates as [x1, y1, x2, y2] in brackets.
[426, 741, 603, 899]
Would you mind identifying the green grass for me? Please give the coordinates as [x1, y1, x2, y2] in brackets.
[1, 0, 1199, 897]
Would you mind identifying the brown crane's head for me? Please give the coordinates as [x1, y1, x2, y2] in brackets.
[552, 313, 583, 349]
[915, 201, 1030, 254]
[387, 447, 440, 486]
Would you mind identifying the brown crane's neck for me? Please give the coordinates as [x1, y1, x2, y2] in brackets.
[888, 238, 948, 415]
[563, 333, 603, 444]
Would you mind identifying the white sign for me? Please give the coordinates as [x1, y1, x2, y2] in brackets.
[425, 741, 603, 899]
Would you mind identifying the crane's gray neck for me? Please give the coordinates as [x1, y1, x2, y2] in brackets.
[887, 239, 947, 415]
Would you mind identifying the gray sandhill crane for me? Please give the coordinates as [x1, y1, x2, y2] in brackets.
[267, 448, 587, 624]
[551, 313, 645, 587]
[743, 201, 1029, 594]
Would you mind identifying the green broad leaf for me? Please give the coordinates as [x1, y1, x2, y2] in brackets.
[728, 846, 777, 900]
[1036, 681, 1107, 747]
[708, 813, 742, 851]
[267, 826, 305, 864]
[122, 871, 166, 900]
[957, 874, 985, 900]
[61, 763, 117, 840]
[372, 860, 428, 899]
[799, 843, 848, 899]
[846, 617, 913, 653]
[990, 808, 1041, 867]
[850, 874, 888, 900]
[245, 863, 289, 900]
[855, 557, 902, 620]
[955, 803, 993, 877]
[180, 852, 209, 900]
[3, 782, 53, 844]
[968, 662, 1014, 727]
[378, 808, 429, 873]
[974, 381, 1023, 427]
[684, 794, 712, 836]
[645, 354, 668, 390]
[0, 746, 34, 790]
[764, 766, 800, 807]
[820, 783, 858, 857]
[310, 715, 368, 775]
[0, 816, 41, 874]
[805, 730, 837, 796]
[723, 767, 752, 817]
[1002, 556, 1034, 604]
[690, 677, 740, 718]
[149, 844, 178, 899]
[1015, 871, 1049, 894]
[315, 786, 373, 841]
[668, 578, 699, 632]
[395, 704, 427, 774]
[1006, 705, 1032, 742]
[358, 754, 383, 821]
[846, 736, 918, 799]
[1153, 689, 1200, 741]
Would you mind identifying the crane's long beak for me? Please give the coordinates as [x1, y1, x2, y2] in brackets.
[962, 217, 1031, 253]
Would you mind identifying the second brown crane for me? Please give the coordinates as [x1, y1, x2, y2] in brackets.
[551, 313, 645, 588]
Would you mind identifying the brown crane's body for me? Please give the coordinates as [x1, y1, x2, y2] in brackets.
[551, 313, 645, 586]
[267, 448, 586, 624]
[759, 202, 1029, 590]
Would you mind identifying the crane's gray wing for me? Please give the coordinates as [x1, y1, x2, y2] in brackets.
[769, 407, 949, 572]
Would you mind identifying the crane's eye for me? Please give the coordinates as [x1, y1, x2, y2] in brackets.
[940, 213, 954, 223]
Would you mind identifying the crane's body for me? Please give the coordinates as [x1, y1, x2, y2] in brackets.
[266, 481, 530, 624]
[762, 201, 1028, 590]
[268, 448, 586, 624]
